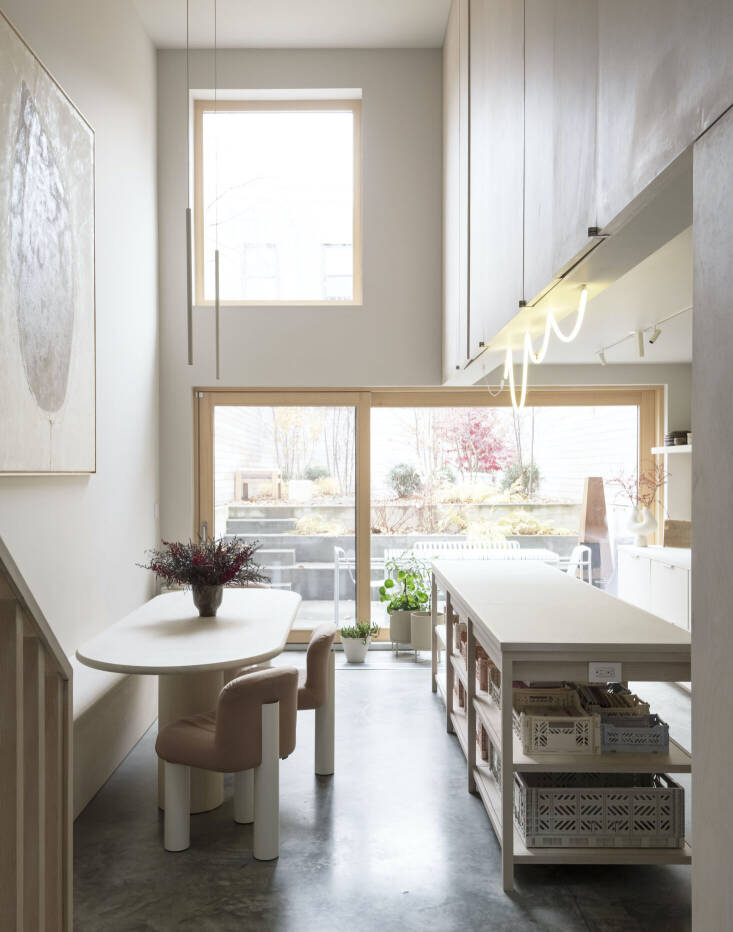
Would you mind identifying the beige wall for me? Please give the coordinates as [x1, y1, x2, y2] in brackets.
[0, 0, 159, 656]
[157, 48, 443, 542]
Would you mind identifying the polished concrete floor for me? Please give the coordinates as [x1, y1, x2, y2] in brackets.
[74, 654, 692, 931]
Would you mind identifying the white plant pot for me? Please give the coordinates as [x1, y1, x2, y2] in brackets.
[626, 505, 658, 547]
[410, 611, 446, 652]
[342, 635, 371, 663]
[388, 610, 412, 645]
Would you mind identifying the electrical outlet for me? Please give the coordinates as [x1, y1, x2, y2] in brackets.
[154, 502, 159, 520]
[588, 661, 622, 683]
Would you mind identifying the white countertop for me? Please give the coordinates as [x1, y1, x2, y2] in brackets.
[76, 588, 302, 675]
[431, 559, 690, 654]
[618, 545, 691, 570]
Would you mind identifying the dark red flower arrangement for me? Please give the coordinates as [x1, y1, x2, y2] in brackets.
[139, 537, 269, 588]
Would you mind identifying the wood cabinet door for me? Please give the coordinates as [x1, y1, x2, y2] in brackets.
[650, 560, 690, 630]
[468, 0, 524, 357]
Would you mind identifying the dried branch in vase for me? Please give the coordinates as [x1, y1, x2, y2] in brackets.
[608, 464, 669, 509]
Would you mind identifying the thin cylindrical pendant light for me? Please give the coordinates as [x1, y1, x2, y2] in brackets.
[185, 0, 193, 364]
[213, 0, 221, 380]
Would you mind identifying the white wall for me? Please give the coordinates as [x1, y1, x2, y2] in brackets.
[692, 105, 733, 932]
[0, 0, 159, 656]
[157, 48, 442, 542]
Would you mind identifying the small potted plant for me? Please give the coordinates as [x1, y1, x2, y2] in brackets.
[139, 537, 268, 617]
[380, 551, 430, 650]
[339, 620, 380, 663]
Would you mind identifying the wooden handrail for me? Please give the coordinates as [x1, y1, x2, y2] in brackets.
[0, 535, 73, 930]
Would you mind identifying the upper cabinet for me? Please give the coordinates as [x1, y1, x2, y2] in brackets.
[524, 0, 598, 304]
[443, 0, 470, 380]
[468, 0, 524, 359]
[597, 0, 733, 227]
[442, 0, 733, 382]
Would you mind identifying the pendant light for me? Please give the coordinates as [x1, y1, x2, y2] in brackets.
[185, 0, 193, 364]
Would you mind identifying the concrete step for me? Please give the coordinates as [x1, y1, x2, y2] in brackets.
[228, 505, 301, 519]
[257, 548, 296, 566]
[227, 517, 298, 534]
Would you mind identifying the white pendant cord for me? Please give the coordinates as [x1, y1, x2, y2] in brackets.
[213, 0, 220, 380]
[504, 286, 588, 411]
[185, 0, 193, 365]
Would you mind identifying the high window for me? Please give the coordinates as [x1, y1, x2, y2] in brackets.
[194, 97, 362, 305]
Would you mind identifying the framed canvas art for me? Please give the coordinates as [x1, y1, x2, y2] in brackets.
[0, 11, 95, 473]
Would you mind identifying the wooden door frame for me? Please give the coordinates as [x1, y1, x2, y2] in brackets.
[194, 384, 664, 639]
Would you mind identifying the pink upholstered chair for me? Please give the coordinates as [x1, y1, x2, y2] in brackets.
[298, 623, 337, 775]
[155, 666, 298, 860]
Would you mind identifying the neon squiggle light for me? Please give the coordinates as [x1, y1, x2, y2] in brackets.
[503, 286, 588, 411]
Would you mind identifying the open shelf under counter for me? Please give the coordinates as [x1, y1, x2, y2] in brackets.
[449, 650, 468, 690]
[473, 690, 692, 773]
[431, 558, 692, 891]
[652, 445, 691, 455]
[472, 763, 692, 866]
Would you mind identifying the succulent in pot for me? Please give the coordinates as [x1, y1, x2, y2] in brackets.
[139, 537, 269, 617]
[339, 620, 380, 663]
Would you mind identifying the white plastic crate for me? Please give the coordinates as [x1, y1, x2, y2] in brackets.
[513, 771, 685, 848]
[512, 687, 600, 755]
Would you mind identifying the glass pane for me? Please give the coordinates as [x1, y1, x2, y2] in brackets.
[214, 406, 356, 632]
[370, 404, 639, 624]
[202, 109, 355, 302]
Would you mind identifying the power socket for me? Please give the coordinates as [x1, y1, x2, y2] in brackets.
[588, 661, 622, 683]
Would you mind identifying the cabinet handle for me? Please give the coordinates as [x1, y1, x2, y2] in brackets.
[663, 563, 676, 570]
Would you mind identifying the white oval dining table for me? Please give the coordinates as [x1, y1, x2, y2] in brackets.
[76, 588, 302, 813]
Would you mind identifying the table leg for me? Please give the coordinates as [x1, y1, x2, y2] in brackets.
[157, 671, 224, 813]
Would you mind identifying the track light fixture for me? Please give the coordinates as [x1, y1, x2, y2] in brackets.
[648, 326, 662, 344]
[597, 349, 606, 366]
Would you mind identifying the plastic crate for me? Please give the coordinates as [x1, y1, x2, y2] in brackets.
[513, 771, 685, 848]
[600, 713, 670, 753]
[577, 683, 651, 717]
[513, 687, 600, 755]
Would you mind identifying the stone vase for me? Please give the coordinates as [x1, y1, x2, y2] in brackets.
[192, 584, 224, 617]
[626, 505, 658, 547]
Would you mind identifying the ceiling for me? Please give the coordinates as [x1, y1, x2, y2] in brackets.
[133, 0, 452, 49]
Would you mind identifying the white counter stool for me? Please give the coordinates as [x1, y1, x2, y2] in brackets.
[155, 666, 298, 860]
[297, 623, 337, 775]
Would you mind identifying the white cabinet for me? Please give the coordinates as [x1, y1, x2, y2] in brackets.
[617, 546, 691, 631]
[617, 549, 651, 612]
[650, 560, 690, 631]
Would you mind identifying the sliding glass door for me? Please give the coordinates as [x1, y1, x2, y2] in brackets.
[196, 387, 662, 638]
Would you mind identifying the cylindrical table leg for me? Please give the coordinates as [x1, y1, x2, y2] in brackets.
[158, 670, 224, 812]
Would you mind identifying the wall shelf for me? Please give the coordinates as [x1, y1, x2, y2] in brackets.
[652, 445, 691, 454]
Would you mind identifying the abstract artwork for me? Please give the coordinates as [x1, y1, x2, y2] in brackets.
[0, 11, 95, 473]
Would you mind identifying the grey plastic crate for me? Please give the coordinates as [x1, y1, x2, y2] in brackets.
[600, 713, 670, 753]
[513, 771, 685, 848]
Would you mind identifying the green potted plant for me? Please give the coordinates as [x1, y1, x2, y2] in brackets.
[339, 620, 380, 663]
[380, 551, 430, 650]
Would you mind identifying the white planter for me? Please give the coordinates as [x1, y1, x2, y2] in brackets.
[625, 505, 658, 547]
[410, 611, 445, 652]
[342, 635, 371, 663]
[388, 610, 412, 645]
